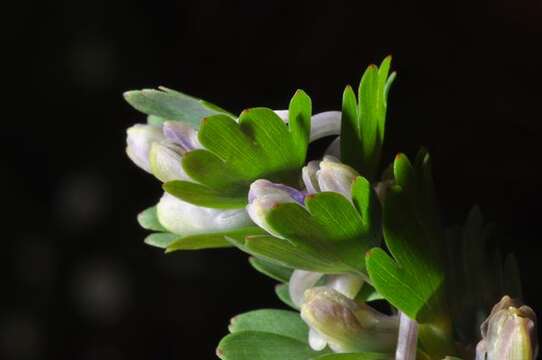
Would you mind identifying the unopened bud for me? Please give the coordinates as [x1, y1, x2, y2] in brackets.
[246, 180, 305, 237]
[149, 142, 188, 182]
[302, 156, 360, 199]
[301, 287, 397, 353]
[476, 295, 538, 360]
[126, 124, 165, 172]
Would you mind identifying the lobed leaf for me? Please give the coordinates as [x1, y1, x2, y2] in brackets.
[367, 151, 447, 323]
[170, 91, 312, 208]
[264, 191, 379, 274]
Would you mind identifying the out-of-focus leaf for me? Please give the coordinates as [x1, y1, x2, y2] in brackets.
[165, 226, 264, 252]
[503, 253, 522, 299]
[144, 232, 179, 248]
[124, 86, 230, 128]
[147, 115, 166, 126]
[355, 282, 384, 302]
[228, 309, 308, 343]
[276, 284, 298, 309]
[137, 206, 166, 232]
[249, 257, 293, 283]
[312, 353, 391, 360]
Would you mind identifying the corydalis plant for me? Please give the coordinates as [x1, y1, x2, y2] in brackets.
[124, 57, 538, 360]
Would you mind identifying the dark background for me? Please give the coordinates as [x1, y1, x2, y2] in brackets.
[4, 0, 542, 359]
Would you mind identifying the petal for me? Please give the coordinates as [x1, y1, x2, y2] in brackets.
[302, 160, 321, 194]
[163, 121, 201, 151]
[288, 270, 324, 308]
[149, 142, 189, 182]
[126, 124, 165, 172]
[157, 193, 252, 236]
[308, 328, 328, 351]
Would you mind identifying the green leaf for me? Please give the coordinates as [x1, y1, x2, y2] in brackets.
[137, 206, 166, 232]
[288, 90, 312, 162]
[340, 57, 395, 179]
[351, 176, 381, 240]
[228, 309, 308, 343]
[165, 226, 265, 252]
[366, 186, 444, 322]
[275, 284, 297, 309]
[264, 191, 378, 274]
[312, 353, 392, 360]
[147, 115, 166, 126]
[124, 86, 230, 128]
[163, 180, 246, 209]
[178, 91, 312, 208]
[355, 282, 384, 302]
[217, 331, 325, 360]
[144, 232, 180, 248]
[249, 257, 293, 283]
[245, 235, 346, 273]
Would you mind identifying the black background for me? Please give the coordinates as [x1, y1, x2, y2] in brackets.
[4, 1, 542, 359]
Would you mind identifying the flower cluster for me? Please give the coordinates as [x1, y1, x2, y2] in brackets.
[123, 58, 537, 360]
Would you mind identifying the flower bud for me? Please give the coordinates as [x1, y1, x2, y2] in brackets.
[302, 156, 360, 199]
[246, 180, 305, 237]
[301, 287, 398, 353]
[149, 142, 189, 182]
[476, 295, 538, 360]
[126, 124, 166, 172]
[157, 193, 252, 236]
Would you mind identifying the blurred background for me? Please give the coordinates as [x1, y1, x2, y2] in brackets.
[4, 0, 542, 359]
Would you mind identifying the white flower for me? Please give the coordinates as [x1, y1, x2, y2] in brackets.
[157, 193, 252, 236]
[126, 124, 165, 173]
[126, 121, 201, 181]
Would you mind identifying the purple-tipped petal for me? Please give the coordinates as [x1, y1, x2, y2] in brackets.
[246, 180, 307, 237]
[248, 179, 305, 205]
[163, 121, 201, 151]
